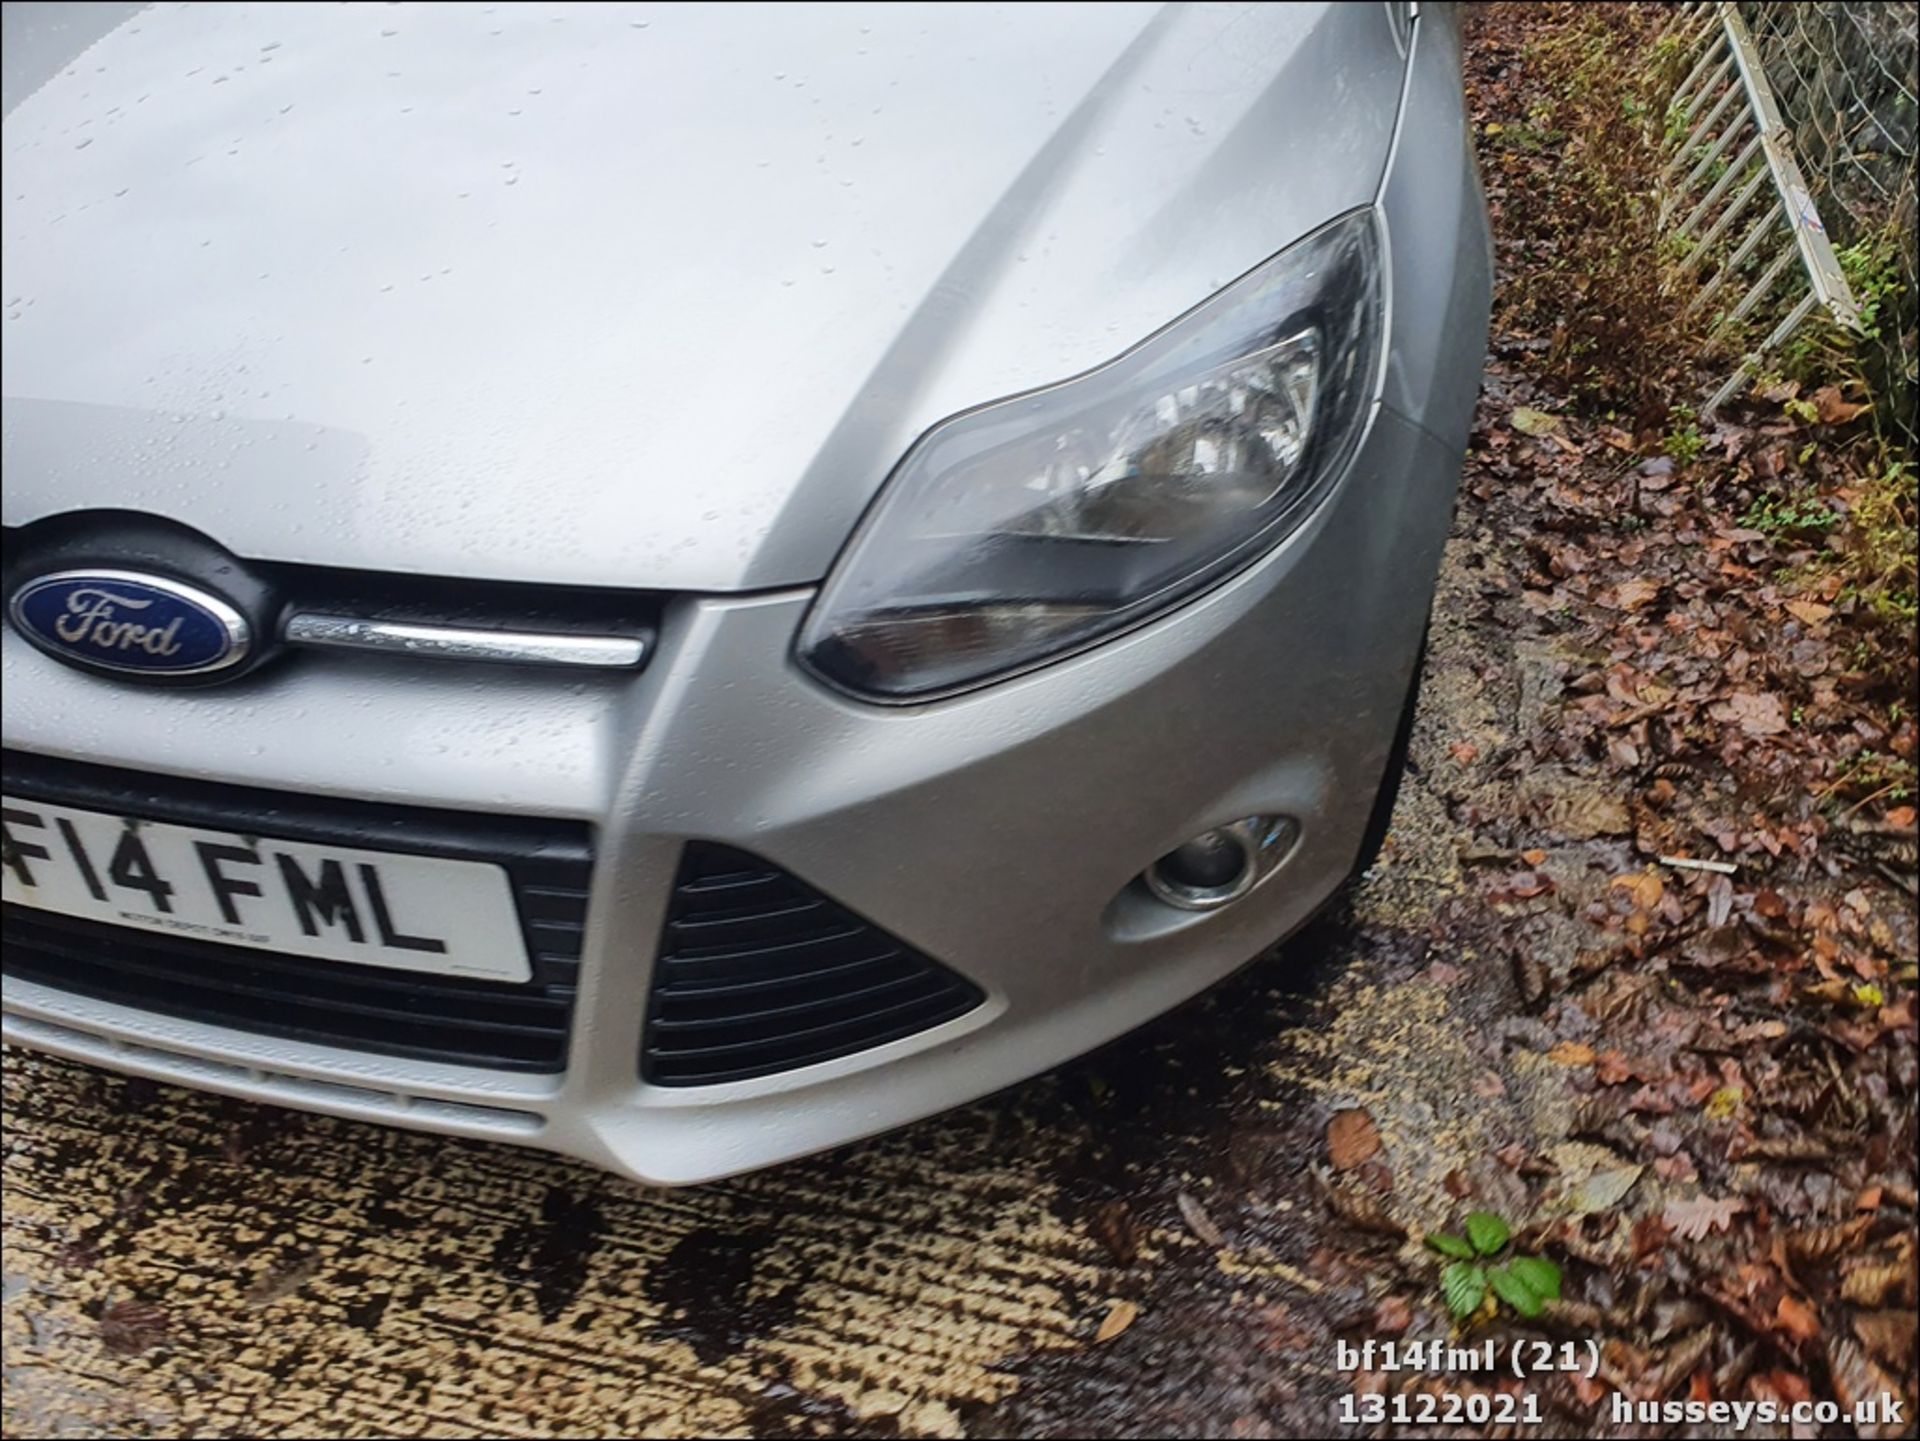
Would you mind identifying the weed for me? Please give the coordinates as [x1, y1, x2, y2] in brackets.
[1740, 491, 1839, 539]
[1663, 404, 1706, 462]
[1427, 1212, 1562, 1321]
[1491, 4, 1680, 422]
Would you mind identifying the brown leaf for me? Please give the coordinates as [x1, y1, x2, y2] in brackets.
[1328, 1109, 1381, 1170]
[1784, 1215, 1871, 1264]
[1773, 1294, 1820, 1343]
[1548, 1041, 1597, 1066]
[1710, 691, 1789, 737]
[1449, 740, 1481, 765]
[1825, 1340, 1905, 1439]
[1663, 1194, 1747, 1240]
[1783, 599, 1832, 626]
[1852, 1311, 1916, 1372]
[1840, 1242, 1918, 1308]
[1595, 1051, 1634, 1086]
[1610, 870, 1664, 910]
[1611, 577, 1663, 612]
[1373, 1294, 1413, 1336]
[1492, 869, 1556, 900]
[1094, 1299, 1139, 1343]
[1176, 1191, 1225, 1249]
[1547, 791, 1633, 838]
[1513, 949, 1550, 1008]
[1633, 1213, 1673, 1259]
[1089, 1200, 1141, 1266]
[1810, 384, 1869, 426]
[98, 1298, 170, 1356]
[1320, 1173, 1406, 1237]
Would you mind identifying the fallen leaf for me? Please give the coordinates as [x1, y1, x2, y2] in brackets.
[1610, 870, 1664, 910]
[1373, 1294, 1413, 1335]
[1706, 874, 1734, 928]
[1595, 1051, 1633, 1086]
[1611, 577, 1663, 611]
[1449, 740, 1481, 765]
[1663, 1194, 1747, 1240]
[1176, 1191, 1225, 1249]
[1852, 1311, 1916, 1371]
[1094, 1299, 1139, 1343]
[1783, 599, 1832, 626]
[1828, 1340, 1906, 1439]
[1510, 405, 1564, 437]
[1548, 1041, 1597, 1066]
[1710, 690, 1789, 737]
[1547, 791, 1634, 838]
[1570, 1164, 1643, 1214]
[243, 1254, 322, 1310]
[1089, 1200, 1141, 1266]
[1785, 1215, 1872, 1262]
[1810, 384, 1869, 426]
[1328, 1109, 1381, 1170]
[1840, 1255, 1914, 1308]
[1704, 1086, 1744, 1120]
[98, 1299, 170, 1356]
[1773, 1293, 1820, 1343]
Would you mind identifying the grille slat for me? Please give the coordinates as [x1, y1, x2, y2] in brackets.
[648, 969, 938, 1032]
[643, 843, 982, 1086]
[2, 751, 589, 1073]
[655, 953, 912, 1001]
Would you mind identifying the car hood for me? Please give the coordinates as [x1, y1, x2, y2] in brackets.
[2, 2, 1405, 591]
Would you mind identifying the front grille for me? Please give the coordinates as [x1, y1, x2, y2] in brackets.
[2, 751, 590, 1073]
[643, 843, 984, 1086]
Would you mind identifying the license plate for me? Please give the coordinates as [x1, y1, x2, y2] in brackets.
[1, 796, 532, 983]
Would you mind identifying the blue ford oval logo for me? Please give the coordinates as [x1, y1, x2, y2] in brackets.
[8, 569, 252, 678]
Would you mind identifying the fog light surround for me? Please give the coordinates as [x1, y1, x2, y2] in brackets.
[1142, 815, 1300, 911]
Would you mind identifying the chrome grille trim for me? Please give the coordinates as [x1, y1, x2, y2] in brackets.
[283, 612, 647, 668]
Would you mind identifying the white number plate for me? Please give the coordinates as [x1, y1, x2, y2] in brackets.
[1, 796, 532, 983]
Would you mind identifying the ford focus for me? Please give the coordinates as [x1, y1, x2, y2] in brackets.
[1, 0, 1490, 1184]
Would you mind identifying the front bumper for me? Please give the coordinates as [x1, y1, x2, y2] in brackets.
[2, 15, 1490, 1185]
[2, 402, 1461, 1186]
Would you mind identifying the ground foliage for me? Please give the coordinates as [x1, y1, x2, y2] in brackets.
[1319, 5, 1920, 1429]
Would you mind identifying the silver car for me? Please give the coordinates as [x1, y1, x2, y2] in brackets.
[1, 1, 1489, 1184]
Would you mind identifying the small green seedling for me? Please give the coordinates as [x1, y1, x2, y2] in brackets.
[1426, 1211, 1563, 1320]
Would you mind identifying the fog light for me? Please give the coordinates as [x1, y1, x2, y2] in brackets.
[1143, 816, 1299, 911]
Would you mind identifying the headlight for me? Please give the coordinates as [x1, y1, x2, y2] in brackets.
[798, 208, 1385, 701]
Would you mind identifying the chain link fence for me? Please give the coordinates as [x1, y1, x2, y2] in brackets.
[1739, 1, 1918, 421]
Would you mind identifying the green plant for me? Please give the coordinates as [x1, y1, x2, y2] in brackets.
[1836, 236, 1906, 346]
[1741, 490, 1839, 539]
[1663, 404, 1706, 463]
[1426, 1211, 1563, 1320]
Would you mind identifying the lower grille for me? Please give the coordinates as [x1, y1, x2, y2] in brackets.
[643, 843, 984, 1086]
[1, 752, 590, 1073]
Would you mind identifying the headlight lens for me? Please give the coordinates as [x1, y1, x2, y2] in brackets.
[798, 208, 1384, 701]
